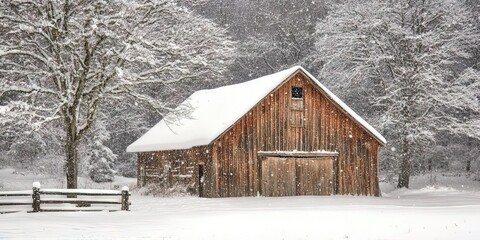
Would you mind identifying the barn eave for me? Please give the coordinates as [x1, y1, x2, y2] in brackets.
[210, 68, 386, 148]
[257, 150, 339, 158]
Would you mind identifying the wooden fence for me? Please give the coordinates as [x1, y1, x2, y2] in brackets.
[0, 182, 130, 213]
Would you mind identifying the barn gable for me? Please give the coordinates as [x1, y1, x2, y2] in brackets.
[210, 71, 384, 197]
[127, 66, 386, 153]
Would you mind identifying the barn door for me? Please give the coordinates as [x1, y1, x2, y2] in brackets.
[261, 156, 334, 196]
[198, 164, 205, 197]
[295, 157, 334, 195]
[261, 157, 296, 197]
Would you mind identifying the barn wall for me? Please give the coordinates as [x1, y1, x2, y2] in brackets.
[211, 72, 381, 197]
[137, 146, 214, 196]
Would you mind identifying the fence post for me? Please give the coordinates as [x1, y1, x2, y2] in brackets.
[32, 182, 41, 212]
[121, 186, 129, 211]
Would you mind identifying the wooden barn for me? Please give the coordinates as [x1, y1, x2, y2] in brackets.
[127, 66, 386, 197]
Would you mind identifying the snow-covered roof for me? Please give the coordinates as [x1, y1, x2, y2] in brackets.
[127, 66, 386, 152]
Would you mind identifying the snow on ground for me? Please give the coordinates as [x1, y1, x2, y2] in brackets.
[0, 168, 136, 191]
[1, 169, 480, 240]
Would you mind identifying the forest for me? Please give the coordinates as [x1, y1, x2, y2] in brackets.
[0, 0, 479, 189]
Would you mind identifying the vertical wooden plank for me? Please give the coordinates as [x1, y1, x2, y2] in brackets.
[358, 130, 363, 196]
[345, 119, 351, 195]
[370, 140, 374, 196]
[364, 137, 369, 196]
[229, 131, 235, 197]
[338, 118, 343, 195]
[303, 82, 308, 151]
[302, 80, 308, 151]
[320, 96, 326, 150]
[309, 83, 315, 151]
[238, 123, 243, 197]
[249, 112, 254, 196]
[326, 101, 330, 151]
[223, 136, 229, 197]
[261, 158, 266, 196]
[287, 80, 292, 150]
[295, 158, 301, 195]
[259, 102, 264, 151]
[274, 89, 279, 151]
[283, 85, 288, 150]
[271, 93, 276, 151]
[240, 117, 245, 196]
[278, 88, 283, 151]
[288, 83, 292, 150]
[271, 158, 277, 196]
[311, 86, 316, 151]
[215, 144, 221, 197]
[364, 140, 370, 196]
[216, 143, 222, 197]
[255, 104, 262, 195]
[351, 123, 357, 195]
[343, 117, 348, 195]
[266, 95, 272, 150]
[232, 125, 238, 197]
[319, 158, 325, 195]
[348, 120, 354, 195]
[282, 86, 287, 150]
[334, 116, 340, 194]
[246, 113, 251, 196]
[315, 92, 320, 150]
[217, 137, 226, 197]
[352, 126, 358, 195]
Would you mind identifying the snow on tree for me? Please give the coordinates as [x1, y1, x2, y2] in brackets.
[0, 0, 236, 189]
[198, 0, 328, 81]
[85, 117, 116, 183]
[312, 0, 480, 188]
[0, 101, 63, 171]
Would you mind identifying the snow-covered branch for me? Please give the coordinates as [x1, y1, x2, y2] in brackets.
[312, 0, 480, 187]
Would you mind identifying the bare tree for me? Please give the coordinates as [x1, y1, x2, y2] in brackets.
[312, 0, 480, 188]
[0, 0, 236, 189]
[197, 0, 328, 81]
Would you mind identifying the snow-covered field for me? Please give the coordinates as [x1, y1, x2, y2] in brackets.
[1, 168, 480, 240]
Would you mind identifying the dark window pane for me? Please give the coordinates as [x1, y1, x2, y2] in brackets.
[292, 87, 303, 98]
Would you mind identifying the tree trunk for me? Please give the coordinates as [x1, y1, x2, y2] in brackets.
[397, 141, 411, 188]
[65, 136, 78, 190]
[398, 98, 412, 188]
[65, 116, 78, 190]
[397, 157, 411, 188]
[466, 138, 472, 172]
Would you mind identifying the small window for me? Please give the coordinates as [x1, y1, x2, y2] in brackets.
[292, 87, 303, 99]
[290, 87, 304, 127]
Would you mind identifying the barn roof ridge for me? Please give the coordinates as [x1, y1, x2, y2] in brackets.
[127, 66, 386, 152]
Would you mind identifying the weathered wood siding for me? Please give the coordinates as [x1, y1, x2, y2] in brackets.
[294, 157, 334, 196]
[262, 157, 296, 197]
[210, 72, 381, 197]
[137, 146, 213, 196]
[261, 157, 334, 197]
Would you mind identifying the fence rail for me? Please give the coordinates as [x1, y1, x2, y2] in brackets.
[0, 182, 130, 213]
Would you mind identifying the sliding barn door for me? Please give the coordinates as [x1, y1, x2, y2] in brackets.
[261, 157, 334, 196]
[295, 157, 334, 195]
[261, 157, 296, 197]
